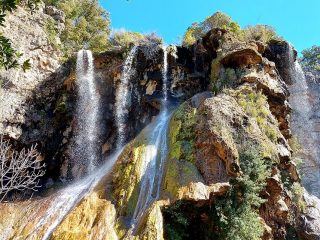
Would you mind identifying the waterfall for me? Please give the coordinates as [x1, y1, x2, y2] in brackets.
[127, 47, 171, 234]
[73, 50, 100, 173]
[130, 110, 170, 229]
[288, 45, 320, 195]
[115, 46, 137, 149]
[28, 149, 123, 240]
[162, 46, 168, 101]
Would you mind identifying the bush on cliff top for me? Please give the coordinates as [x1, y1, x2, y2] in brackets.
[182, 12, 241, 46]
[182, 11, 279, 46]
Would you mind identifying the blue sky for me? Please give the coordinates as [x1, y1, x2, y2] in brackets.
[100, 0, 320, 54]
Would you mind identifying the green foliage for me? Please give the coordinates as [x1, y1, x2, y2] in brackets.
[109, 30, 144, 49]
[291, 183, 305, 212]
[170, 102, 197, 163]
[236, 91, 279, 143]
[243, 25, 278, 42]
[288, 136, 304, 170]
[301, 45, 320, 71]
[182, 12, 240, 46]
[182, 12, 279, 47]
[44, 17, 60, 48]
[211, 66, 238, 92]
[57, 0, 110, 57]
[163, 201, 190, 240]
[215, 148, 271, 240]
[43, 0, 61, 6]
[22, 0, 42, 11]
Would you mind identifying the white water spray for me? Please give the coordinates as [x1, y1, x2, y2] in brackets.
[73, 50, 100, 173]
[162, 46, 168, 101]
[127, 47, 171, 235]
[131, 110, 170, 229]
[288, 45, 320, 194]
[28, 149, 123, 240]
[115, 46, 138, 149]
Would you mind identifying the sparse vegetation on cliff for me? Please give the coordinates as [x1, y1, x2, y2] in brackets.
[182, 11, 279, 47]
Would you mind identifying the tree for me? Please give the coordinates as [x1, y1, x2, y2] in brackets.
[0, 136, 45, 202]
[243, 25, 277, 43]
[301, 45, 320, 71]
[109, 30, 144, 49]
[56, 0, 110, 57]
[182, 11, 279, 47]
[182, 12, 241, 46]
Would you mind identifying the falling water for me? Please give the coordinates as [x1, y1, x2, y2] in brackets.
[115, 46, 137, 149]
[126, 47, 171, 235]
[288, 45, 320, 194]
[130, 110, 171, 230]
[73, 50, 100, 173]
[162, 46, 168, 101]
[28, 149, 123, 240]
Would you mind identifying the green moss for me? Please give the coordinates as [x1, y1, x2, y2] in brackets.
[291, 183, 306, 212]
[161, 102, 204, 200]
[234, 89, 280, 144]
[112, 143, 147, 217]
[170, 103, 197, 164]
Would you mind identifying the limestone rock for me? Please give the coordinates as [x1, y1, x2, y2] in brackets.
[220, 46, 263, 68]
[0, 6, 62, 139]
[298, 192, 320, 240]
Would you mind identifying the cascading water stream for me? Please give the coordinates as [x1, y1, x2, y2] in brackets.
[126, 45, 171, 236]
[115, 46, 138, 149]
[20, 49, 124, 239]
[162, 46, 168, 101]
[73, 50, 100, 173]
[27, 149, 123, 240]
[288, 45, 320, 194]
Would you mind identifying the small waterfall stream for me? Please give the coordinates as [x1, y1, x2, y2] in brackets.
[73, 50, 100, 173]
[30, 149, 123, 240]
[288, 45, 320, 194]
[115, 46, 138, 149]
[162, 46, 168, 101]
[127, 45, 171, 235]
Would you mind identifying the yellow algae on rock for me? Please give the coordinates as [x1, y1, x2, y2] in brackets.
[51, 192, 118, 240]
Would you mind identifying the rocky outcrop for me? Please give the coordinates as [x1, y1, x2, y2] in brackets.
[0, 5, 63, 139]
[298, 192, 320, 240]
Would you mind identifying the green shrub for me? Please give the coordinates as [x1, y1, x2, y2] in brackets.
[182, 12, 241, 46]
[109, 30, 144, 49]
[44, 17, 60, 49]
[242, 25, 279, 43]
[215, 147, 271, 240]
[236, 91, 279, 143]
[292, 183, 305, 212]
[182, 12, 279, 47]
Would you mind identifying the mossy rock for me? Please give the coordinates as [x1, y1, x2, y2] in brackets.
[161, 101, 204, 201]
